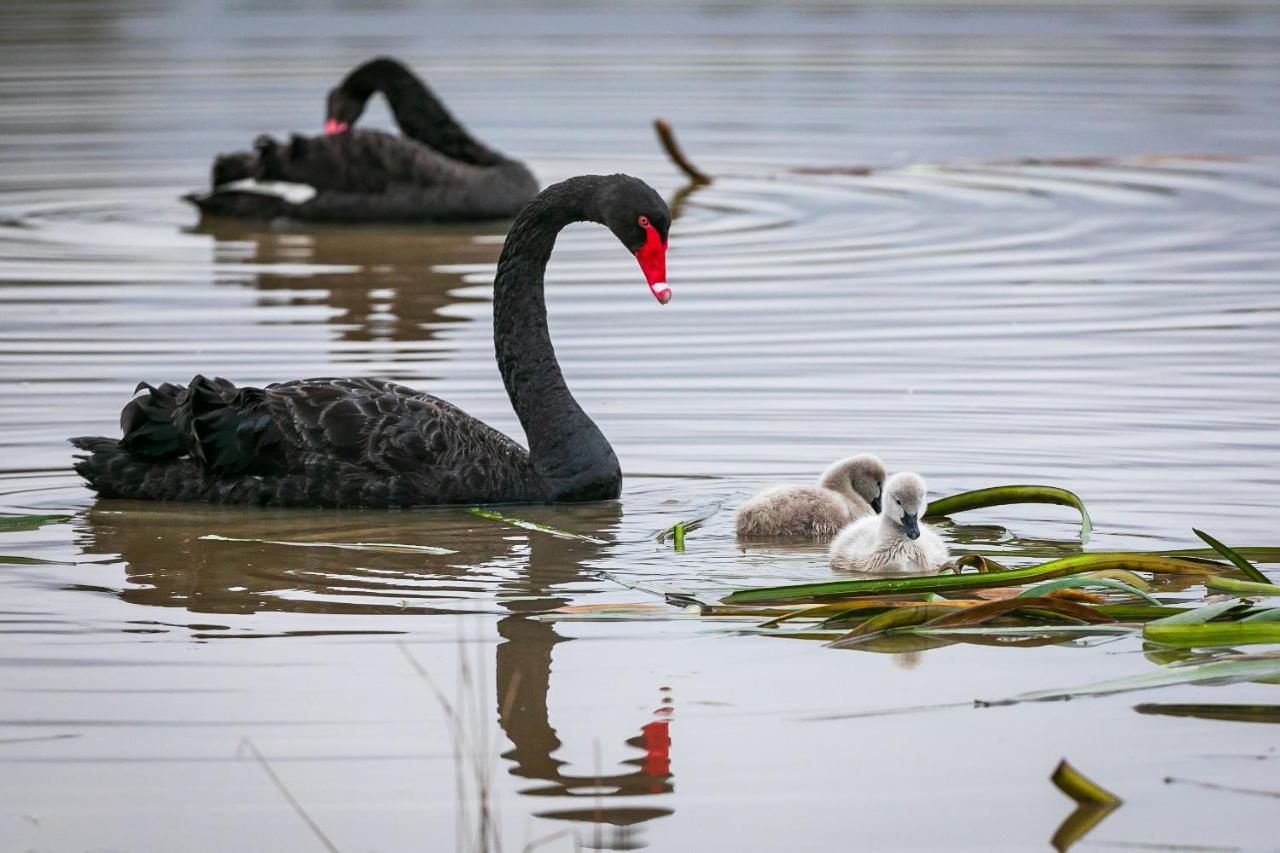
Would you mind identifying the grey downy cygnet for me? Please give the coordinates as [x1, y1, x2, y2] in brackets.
[735, 454, 886, 540]
[829, 471, 949, 573]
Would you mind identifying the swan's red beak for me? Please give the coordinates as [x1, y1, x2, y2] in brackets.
[635, 224, 670, 304]
[324, 119, 349, 135]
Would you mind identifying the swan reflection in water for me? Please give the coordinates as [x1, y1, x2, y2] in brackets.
[75, 500, 674, 849]
[193, 217, 500, 347]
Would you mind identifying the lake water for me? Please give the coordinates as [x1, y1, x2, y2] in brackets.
[2, 2, 1279, 850]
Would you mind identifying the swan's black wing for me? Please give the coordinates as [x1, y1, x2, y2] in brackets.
[71, 377, 546, 507]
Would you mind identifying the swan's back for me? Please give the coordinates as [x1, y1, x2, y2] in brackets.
[734, 484, 853, 539]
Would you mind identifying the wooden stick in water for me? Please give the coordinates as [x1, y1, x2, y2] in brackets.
[653, 118, 712, 185]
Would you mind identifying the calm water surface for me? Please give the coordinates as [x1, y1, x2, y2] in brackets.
[2, 2, 1279, 851]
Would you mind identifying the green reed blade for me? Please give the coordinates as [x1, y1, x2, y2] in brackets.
[1018, 576, 1162, 606]
[990, 653, 1280, 705]
[1146, 599, 1245, 627]
[1208, 576, 1280, 597]
[1133, 703, 1280, 724]
[1193, 529, 1273, 585]
[0, 555, 58, 565]
[1052, 758, 1122, 807]
[1144, 621, 1280, 649]
[829, 604, 958, 648]
[924, 485, 1091, 541]
[1050, 759, 1123, 853]
[653, 501, 722, 543]
[200, 534, 456, 555]
[0, 514, 71, 532]
[466, 507, 607, 543]
[723, 554, 1217, 605]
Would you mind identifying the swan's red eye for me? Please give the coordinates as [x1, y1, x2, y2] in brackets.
[638, 215, 650, 228]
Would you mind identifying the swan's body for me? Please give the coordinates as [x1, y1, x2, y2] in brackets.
[735, 454, 885, 540]
[829, 472, 949, 573]
[72, 175, 672, 507]
[186, 57, 538, 223]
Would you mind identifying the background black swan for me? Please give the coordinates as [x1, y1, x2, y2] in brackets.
[185, 57, 539, 223]
[74, 174, 671, 507]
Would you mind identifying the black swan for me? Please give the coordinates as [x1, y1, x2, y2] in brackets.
[74, 174, 671, 507]
[185, 57, 539, 223]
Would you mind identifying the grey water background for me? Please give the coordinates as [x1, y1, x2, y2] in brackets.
[1, 1, 1279, 850]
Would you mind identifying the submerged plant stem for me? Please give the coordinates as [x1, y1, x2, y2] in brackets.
[237, 738, 340, 853]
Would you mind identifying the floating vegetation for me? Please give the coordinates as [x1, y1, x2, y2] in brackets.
[925, 484, 1092, 541]
[199, 534, 456, 555]
[1194, 529, 1274, 586]
[465, 507, 607, 544]
[652, 501, 722, 544]
[0, 554, 58, 565]
[672, 522, 687, 552]
[722, 552, 1216, 605]
[582, 517, 1279, 714]
[1134, 703, 1280, 725]
[1051, 759, 1123, 852]
[0, 513, 71, 531]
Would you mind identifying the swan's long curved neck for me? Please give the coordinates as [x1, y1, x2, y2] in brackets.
[343, 58, 505, 167]
[493, 177, 620, 499]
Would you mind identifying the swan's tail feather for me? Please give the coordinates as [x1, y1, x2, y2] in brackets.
[183, 142, 313, 219]
[173, 375, 283, 475]
[118, 381, 188, 460]
[69, 435, 147, 499]
[212, 151, 258, 186]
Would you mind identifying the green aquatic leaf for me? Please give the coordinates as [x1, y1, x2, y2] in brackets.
[990, 654, 1280, 705]
[1018, 576, 1162, 606]
[723, 553, 1217, 605]
[1133, 703, 1280, 724]
[1193, 529, 1273, 585]
[1094, 604, 1189, 621]
[1164, 546, 1280, 562]
[653, 501, 722, 543]
[1243, 609, 1280, 623]
[829, 604, 958, 647]
[1146, 599, 1245, 627]
[924, 485, 1091, 541]
[1144, 621, 1280, 649]
[1208, 576, 1280, 597]
[672, 522, 687, 552]
[1050, 759, 1122, 853]
[930, 596, 1113, 627]
[466, 508, 607, 544]
[1052, 758, 1122, 806]
[956, 554, 1010, 573]
[0, 514, 71, 532]
[918, 625, 1134, 638]
[199, 534, 456, 555]
[0, 554, 58, 565]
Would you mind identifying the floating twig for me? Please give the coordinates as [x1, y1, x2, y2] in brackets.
[653, 118, 712, 185]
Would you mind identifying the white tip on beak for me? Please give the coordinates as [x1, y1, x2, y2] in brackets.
[651, 283, 672, 304]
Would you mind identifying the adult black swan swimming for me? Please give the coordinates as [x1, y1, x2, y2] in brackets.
[73, 175, 671, 507]
[185, 57, 539, 223]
